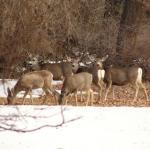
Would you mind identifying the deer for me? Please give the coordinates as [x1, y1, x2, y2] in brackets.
[26, 58, 79, 80]
[103, 65, 149, 101]
[58, 72, 94, 106]
[76, 55, 108, 102]
[40, 62, 78, 80]
[7, 70, 55, 105]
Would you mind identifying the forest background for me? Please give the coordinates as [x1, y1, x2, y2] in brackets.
[0, 0, 150, 77]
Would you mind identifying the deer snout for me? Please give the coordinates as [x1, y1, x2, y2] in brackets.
[72, 64, 75, 67]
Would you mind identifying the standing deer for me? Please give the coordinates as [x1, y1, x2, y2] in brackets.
[104, 65, 149, 101]
[27, 59, 79, 80]
[7, 70, 55, 105]
[76, 55, 108, 101]
[58, 72, 94, 106]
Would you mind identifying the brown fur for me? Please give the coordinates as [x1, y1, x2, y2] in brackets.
[7, 70, 54, 104]
[104, 66, 148, 101]
[59, 72, 93, 106]
[31, 60, 79, 80]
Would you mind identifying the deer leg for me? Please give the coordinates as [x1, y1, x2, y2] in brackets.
[65, 92, 77, 106]
[90, 89, 94, 106]
[96, 84, 101, 102]
[140, 83, 149, 101]
[42, 88, 52, 104]
[100, 80, 105, 100]
[29, 90, 34, 104]
[95, 83, 102, 103]
[86, 90, 91, 106]
[49, 88, 61, 105]
[65, 96, 69, 105]
[104, 89, 109, 101]
[104, 82, 112, 101]
[52, 90, 60, 105]
[74, 91, 78, 106]
[43, 87, 57, 104]
[67, 91, 78, 106]
[22, 90, 30, 105]
[112, 86, 115, 100]
[133, 84, 139, 101]
[98, 85, 102, 101]
[80, 91, 83, 102]
[65, 94, 71, 105]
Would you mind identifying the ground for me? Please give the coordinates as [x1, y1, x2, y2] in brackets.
[1, 82, 150, 107]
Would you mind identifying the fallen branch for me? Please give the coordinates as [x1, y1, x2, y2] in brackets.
[0, 105, 82, 133]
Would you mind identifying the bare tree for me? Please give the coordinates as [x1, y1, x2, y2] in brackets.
[116, 0, 144, 55]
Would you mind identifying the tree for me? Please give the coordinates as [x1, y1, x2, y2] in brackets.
[102, 0, 123, 55]
[116, 0, 144, 56]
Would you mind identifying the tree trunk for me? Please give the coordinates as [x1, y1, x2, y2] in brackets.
[116, 0, 144, 56]
[103, 0, 123, 55]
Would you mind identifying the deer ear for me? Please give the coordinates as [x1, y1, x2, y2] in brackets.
[101, 55, 109, 62]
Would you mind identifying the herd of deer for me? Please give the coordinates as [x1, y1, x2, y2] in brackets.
[6, 55, 149, 105]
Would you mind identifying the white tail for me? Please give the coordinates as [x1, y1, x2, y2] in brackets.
[104, 66, 148, 101]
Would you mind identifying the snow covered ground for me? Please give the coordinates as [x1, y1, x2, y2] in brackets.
[0, 79, 150, 150]
[0, 106, 150, 150]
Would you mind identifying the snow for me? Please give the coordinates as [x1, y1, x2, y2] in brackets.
[0, 106, 150, 150]
[0, 80, 150, 150]
[0, 79, 62, 98]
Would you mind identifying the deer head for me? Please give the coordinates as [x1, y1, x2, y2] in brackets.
[95, 55, 109, 69]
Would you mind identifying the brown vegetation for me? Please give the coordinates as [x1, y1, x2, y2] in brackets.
[0, 0, 149, 78]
